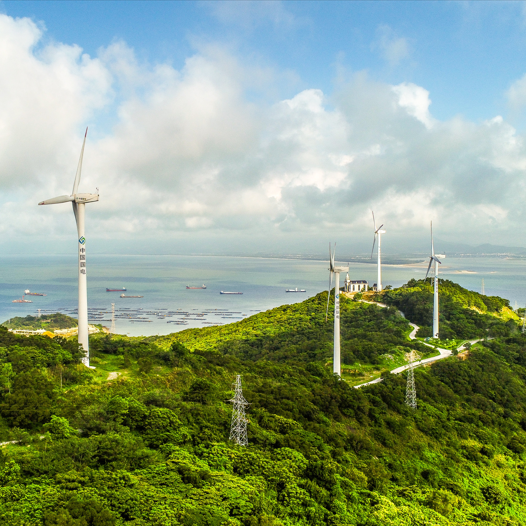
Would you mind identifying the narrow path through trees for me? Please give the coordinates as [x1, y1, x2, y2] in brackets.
[352, 301, 481, 389]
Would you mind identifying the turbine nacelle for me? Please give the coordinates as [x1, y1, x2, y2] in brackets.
[371, 211, 386, 257]
[75, 193, 99, 204]
[39, 192, 99, 206]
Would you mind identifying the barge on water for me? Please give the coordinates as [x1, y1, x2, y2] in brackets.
[120, 294, 144, 298]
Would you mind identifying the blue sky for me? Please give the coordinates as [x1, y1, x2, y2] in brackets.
[1, 1, 526, 255]
[4, 1, 525, 122]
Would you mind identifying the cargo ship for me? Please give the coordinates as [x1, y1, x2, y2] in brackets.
[186, 285, 206, 289]
[286, 288, 306, 293]
[220, 291, 243, 295]
[107, 287, 126, 292]
[120, 294, 143, 298]
[24, 290, 46, 296]
[13, 295, 32, 303]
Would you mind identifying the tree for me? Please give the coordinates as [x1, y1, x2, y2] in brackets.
[0, 370, 56, 428]
[43, 416, 76, 439]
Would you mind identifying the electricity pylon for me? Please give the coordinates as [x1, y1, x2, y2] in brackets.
[229, 375, 249, 446]
[405, 350, 418, 410]
[110, 303, 115, 334]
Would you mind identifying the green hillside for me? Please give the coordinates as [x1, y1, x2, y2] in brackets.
[2, 313, 78, 331]
[0, 282, 524, 524]
[143, 293, 435, 385]
[380, 278, 517, 339]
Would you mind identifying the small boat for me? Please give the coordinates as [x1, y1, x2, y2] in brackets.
[186, 285, 206, 289]
[120, 294, 143, 298]
[13, 295, 32, 303]
[107, 287, 126, 292]
[24, 290, 46, 296]
[220, 291, 243, 295]
[286, 288, 306, 293]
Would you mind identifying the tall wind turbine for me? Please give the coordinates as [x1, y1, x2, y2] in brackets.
[425, 222, 445, 339]
[371, 212, 386, 292]
[39, 128, 99, 367]
[325, 243, 349, 376]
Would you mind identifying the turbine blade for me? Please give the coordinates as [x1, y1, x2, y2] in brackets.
[325, 271, 333, 321]
[371, 233, 376, 259]
[72, 127, 88, 195]
[38, 195, 74, 205]
[72, 201, 78, 228]
[372, 210, 376, 232]
[377, 224, 384, 232]
[332, 243, 336, 269]
[425, 257, 433, 280]
[431, 220, 434, 256]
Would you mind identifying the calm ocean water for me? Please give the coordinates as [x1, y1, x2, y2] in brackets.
[0, 254, 525, 337]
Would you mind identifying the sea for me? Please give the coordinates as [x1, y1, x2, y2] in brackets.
[1, 254, 525, 337]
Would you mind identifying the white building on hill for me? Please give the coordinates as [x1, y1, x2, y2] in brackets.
[344, 274, 369, 293]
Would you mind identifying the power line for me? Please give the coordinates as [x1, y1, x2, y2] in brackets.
[405, 350, 418, 410]
[229, 375, 249, 446]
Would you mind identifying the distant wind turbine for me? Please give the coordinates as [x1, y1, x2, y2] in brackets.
[325, 243, 349, 377]
[425, 222, 445, 339]
[371, 211, 386, 292]
[38, 128, 99, 367]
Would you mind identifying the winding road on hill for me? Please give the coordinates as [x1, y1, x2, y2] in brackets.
[352, 300, 481, 389]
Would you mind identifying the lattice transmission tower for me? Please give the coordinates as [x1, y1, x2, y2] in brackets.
[110, 303, 115, 334]
[229, 375, 249, 446]
[405, 350, 418, 410]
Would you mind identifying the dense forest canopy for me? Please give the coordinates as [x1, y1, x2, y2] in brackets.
[381, 278, 517, 339]
[0, 281, 524, 524]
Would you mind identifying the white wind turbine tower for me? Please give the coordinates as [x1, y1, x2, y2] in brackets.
[38, 128, 99, 367]
[325, 243, 349, 377]
[371, 212, 386, 292]
[425, 222, 445, 339]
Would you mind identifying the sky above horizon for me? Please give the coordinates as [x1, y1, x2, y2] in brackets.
[1, 1, 526, 257]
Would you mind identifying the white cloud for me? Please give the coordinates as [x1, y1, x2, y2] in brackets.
[2, 13, 526, 253]
[371, 24, 410, 66]
[0, 15, 112, 189]
[392, 83, 435, 129]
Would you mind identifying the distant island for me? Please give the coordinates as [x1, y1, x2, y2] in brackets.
[1, 313, 78, 331]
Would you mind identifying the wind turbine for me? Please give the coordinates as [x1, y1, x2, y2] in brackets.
[38, 128, 99, 367]
[325, 243, 349, 377]
[425, 222, 445, 339]
[371, 211, 386, 291]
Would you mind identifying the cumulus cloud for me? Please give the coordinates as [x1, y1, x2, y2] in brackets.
[2, 13, 526, 253]
[371, 24, 410, 66]
[0, 15, 112, 189]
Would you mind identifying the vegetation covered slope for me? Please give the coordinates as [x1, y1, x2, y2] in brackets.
[1, 313, 78, 331]
[381, 278, 517, 339]
[151, 294, 431, 367]
[0, 283, 525, 524]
